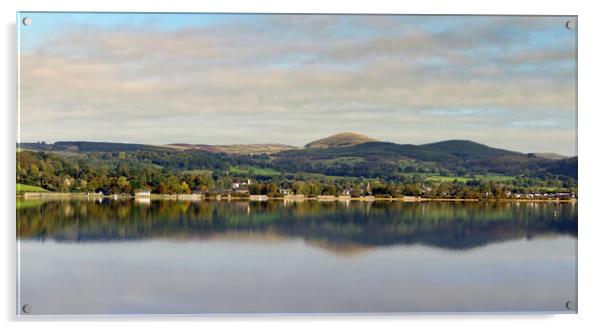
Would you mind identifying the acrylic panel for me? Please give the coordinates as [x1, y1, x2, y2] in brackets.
[16, 12, 577, 316]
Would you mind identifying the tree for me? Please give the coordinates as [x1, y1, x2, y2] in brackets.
[194, 174, 214, 192]
[157, 182, 167, 194]
[180, 181, 191, 194]
[77, 179, 88, 192]
[321, 184, 337, 195]
[166, 176, 181, 194]
[306, 181, 322, 197]
[293, 181, 308, 195]
[59, 176, 72, 192]
[249, 183, 264, 195]
[402, 183, 421, 196]
[264, 183, 278, 196]
[117, 176, 130, 193]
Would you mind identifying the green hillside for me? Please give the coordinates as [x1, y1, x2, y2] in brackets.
[15, 133, 577, 195]
[421, 140, 521, 158]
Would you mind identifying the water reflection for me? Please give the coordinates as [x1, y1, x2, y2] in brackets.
[17, 199, 577, 252]
[17, 199, 577, 314]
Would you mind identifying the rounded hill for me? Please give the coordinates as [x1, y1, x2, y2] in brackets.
[305, 132, 378, 149]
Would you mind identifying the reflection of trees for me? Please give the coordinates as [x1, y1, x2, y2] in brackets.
[17, 200, 577, 251]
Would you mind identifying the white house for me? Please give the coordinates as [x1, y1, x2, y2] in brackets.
[279, 187, 293, 195]
[135, 190, 151, 197]
[232, 179, 252, 190]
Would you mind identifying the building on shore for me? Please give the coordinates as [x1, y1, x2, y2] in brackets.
[232, 179, 252, 189]
[279, 188, 293, 195]
[249, 195, 268, 201]
[135, 190, 151, 198]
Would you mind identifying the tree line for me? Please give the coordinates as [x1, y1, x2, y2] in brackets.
[17, 150, 576, 198]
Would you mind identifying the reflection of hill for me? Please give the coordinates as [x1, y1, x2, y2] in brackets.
[304, 239, 375, 256]
[17, 200, 577, 251]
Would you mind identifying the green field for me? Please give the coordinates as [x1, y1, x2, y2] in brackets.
[318, 157, 365, 165]
[16, 183, 47, 192]
[229, 166, 280, 176]
[423, 175, 470, 183]
[418, 174, 515, 183]
[295, 172, 353, 181]
[532, 186, 565, 192]
[181, 169, 213, 176]
[475, 174, 516, 182]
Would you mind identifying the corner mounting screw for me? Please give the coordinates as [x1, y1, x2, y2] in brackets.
[565, 20, 575, 30]
[22, 304, 31, 314]
[565, 300, 575, 310]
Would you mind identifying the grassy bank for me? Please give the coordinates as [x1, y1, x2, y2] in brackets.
[229, 165, 280, 176]
[16, 183, 48, 193]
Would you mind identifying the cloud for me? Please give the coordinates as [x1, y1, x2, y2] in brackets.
[510, 119, 559, 128]
[18, 14, 577, 155]
[421, 108, 500, 117]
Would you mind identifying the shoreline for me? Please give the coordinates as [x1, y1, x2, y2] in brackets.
[17, 192, 578, 203]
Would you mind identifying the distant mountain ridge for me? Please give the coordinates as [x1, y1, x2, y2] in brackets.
[19, 134, 568, 159]
[531, 152, 569, 160]
[18, 141, 157, 152]
[166, 143, 297, 155]
[17, 132, 577, 180]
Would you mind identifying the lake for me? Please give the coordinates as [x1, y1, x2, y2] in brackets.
[17, 199, 577, 315]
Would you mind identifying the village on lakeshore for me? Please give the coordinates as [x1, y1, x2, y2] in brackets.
[19, 176, 578, 202]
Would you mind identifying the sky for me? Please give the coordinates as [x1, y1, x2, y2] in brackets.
[18, 13, 577, 155]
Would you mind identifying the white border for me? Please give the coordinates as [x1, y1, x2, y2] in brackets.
[3, 0, 602, 329]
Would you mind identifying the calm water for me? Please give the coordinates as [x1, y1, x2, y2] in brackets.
[17, 199, 577, 315]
